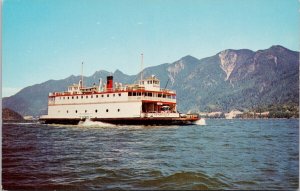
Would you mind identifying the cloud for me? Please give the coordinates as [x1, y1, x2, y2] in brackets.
[2, 87, 22, 97]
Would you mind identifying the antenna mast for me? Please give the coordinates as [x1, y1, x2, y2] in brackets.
[140, 53, 144, 82]
[81, 62, 84, 88]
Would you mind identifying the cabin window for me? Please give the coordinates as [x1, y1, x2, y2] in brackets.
[118, 109, 120, 112]
[91, 95, 93, 98]
[113, 94, 115, 97]
[81, 96, 83, 99]
[118, 93, 121, 96]
[128, 92, 132, 96]
[72, 96, 74, 99]
[68, 97, 69, 99]
[63, 97, 65, 99]
[163, 94, 166, 98]
[106, 109, 109, 112]
[96, 95, 98, 98]
[107, 94, 109, 97]
[75, 110, 77, 113]
[76, 96, 78, 99]
[85, 110, 87, 113]
[95, 109, 98, 113]
[138, 92, 141, 96]
[133, 92, 136, 96]
[67, 110, 69, 113]
[148, 93, 152, 97]
[101, 95, 104, 97]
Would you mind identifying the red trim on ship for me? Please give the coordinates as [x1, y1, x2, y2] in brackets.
[48, 100, 175, 106]
[142, 100, 176, 104]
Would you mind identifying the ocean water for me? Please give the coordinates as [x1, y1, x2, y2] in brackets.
[3, 119, 299, 190]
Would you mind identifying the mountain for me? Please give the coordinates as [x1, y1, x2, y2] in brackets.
[3, 45, 299, 116]
[2, 108, 24, 121]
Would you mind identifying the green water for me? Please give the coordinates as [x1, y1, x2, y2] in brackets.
[3, 119, 299, 190]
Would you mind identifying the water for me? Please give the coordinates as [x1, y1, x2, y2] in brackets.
[3, 119, 299, 190]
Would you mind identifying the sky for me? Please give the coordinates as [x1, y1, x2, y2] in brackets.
[3, 0, 299, 97]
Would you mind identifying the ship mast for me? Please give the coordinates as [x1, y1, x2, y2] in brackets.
[140, 53, 144, 82]
[81, 62, 84, 88]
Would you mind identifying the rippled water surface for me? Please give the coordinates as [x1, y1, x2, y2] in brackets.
[3, 119, 299, 190]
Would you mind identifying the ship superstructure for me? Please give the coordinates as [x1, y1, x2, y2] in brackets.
[40, 75, 199, 125]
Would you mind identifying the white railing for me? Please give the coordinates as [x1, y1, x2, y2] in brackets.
[160, 89, 176, 94]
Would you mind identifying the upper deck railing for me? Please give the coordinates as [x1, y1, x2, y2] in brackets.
[49, 87, 176, 97]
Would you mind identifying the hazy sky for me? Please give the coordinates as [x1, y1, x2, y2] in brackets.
[3, 0, 299, 97]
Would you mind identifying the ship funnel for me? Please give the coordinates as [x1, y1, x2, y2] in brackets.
[106, 76, 113, 91]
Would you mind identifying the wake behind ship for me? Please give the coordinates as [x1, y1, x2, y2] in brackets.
[40, 74, 199, 125]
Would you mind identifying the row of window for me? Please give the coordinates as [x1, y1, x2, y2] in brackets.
[58, 93, 122, 100]
[128, 92, 175, 99]
[64, 108, 121, 113]
[141, 80, 159, 85]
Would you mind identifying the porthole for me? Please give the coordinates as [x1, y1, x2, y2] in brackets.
[118, 109, 120, 112]
[68, 97, 69, 99]
[81, 96, 83, 99]
[101, 95, 104, 97]
[67, 110, 69, 113]
[86, 96, 88, 98]
[95, 109, 98, 113]
[106, 109, 109, 112]
[75, 110, 78, 113]
[85, 110, 87, 113]
[118, 93, 121, 96]
[72, 96, 74, 99]
[113, 94, 115, 97]
[96, 95, 98, 98]
[107, 94, 109, 97]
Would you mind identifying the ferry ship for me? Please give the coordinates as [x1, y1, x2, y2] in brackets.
[40, 74, 199, 125]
